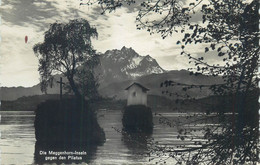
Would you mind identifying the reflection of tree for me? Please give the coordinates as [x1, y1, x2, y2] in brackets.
[83, 0, 259, 164]
[150, 107, 258, 164]
[34, 99, 106, 164]
[114, 127, 153, 161]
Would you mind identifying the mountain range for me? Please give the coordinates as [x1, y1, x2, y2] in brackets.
[0, 47, 222, 101]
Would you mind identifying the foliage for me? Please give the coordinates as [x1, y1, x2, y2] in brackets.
[84, 0, 258, 92]
[122, 105, 153, 132]
[34, 99, 105, 164]
[80, 0, 136, 14]
[33, 19, 99, 100]
[83, 0, 259, 164]
[66, 54, 101, 101]
[34, 99, 105, 144]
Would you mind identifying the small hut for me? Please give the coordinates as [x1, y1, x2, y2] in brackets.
[123, 82, 153, 132]
[125, 82, 149, 106]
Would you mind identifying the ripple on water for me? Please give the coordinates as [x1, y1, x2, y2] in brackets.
[0, 110, 219, 164]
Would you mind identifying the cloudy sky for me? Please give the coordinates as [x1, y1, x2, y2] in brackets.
[0, 0, 218, 87]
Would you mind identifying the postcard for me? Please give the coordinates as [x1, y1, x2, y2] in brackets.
[0, 0, 258, 164]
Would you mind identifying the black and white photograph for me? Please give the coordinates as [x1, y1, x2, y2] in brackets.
[0, 0, 258, 164]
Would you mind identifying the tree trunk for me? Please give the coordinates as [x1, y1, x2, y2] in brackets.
[67, 76, 82, 100]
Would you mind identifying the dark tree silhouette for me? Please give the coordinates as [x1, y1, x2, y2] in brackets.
[82, 0, 259, 164]
[73, 55, 100, 101]
[33, 19, 99, 100]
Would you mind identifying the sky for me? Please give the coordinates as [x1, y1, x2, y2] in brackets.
[0, 0, 221, 87]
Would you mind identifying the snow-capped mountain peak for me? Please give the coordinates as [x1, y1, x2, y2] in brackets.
[96, 47, 165, 85]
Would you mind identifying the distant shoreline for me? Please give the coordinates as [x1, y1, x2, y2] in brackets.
[0, 94, 234, 114]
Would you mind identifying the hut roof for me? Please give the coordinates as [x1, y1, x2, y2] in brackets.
[125, 82, 149, 92]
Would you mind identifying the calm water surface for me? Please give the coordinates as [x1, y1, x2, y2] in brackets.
[0, 110, 207, 165]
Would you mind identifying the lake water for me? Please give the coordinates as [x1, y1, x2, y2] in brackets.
[0, 110, 210, 165]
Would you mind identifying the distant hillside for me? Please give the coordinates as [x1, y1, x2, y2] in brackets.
[99, 70, 223, 100]
[0, 47, 165, 101]
[1, 94, 65, 111]
[1, 93, 233, 114]
[0, 79, 61, 101]
[0, 47, 223, 101]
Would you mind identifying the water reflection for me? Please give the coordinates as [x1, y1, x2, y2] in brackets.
[121, 129, 153, 161]
[34, 141, 98, 164]
[3, 111, 236, 164]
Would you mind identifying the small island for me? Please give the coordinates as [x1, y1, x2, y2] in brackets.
[32, 19, 106, 151]
[122, 83, 153, 132]
[34, 98, 105, 145]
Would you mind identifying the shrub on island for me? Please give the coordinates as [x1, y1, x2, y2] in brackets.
[34, 99, 105, 145]
[122, 105, 153, 133]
